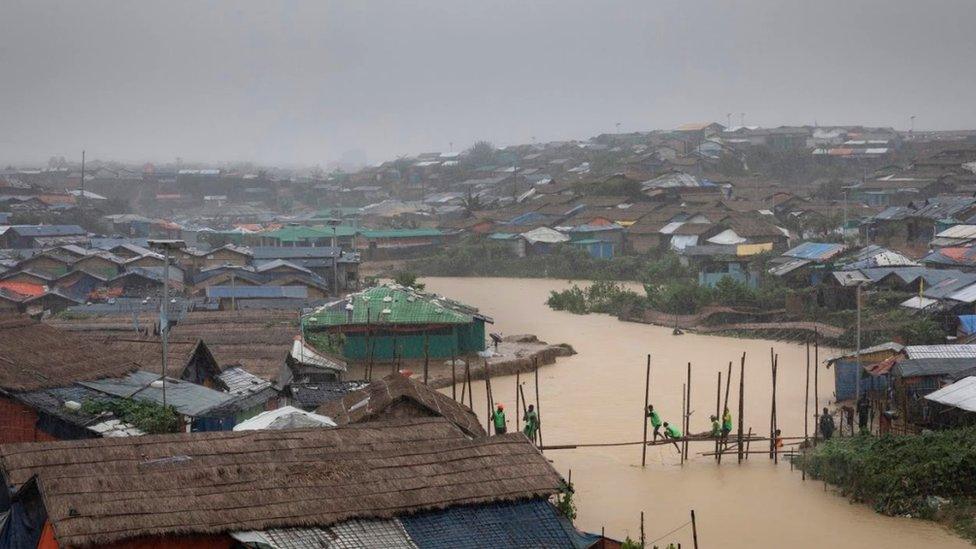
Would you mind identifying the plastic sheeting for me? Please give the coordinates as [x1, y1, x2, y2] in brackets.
[0, 481, 47, 549]
[400, 500, 577, 549]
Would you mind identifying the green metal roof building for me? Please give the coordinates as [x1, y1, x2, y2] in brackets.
[302, 284, 490, 361]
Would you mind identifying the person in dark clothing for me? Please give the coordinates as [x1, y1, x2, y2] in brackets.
[819, 407, 835, 440]
[857, 394, 871, 432]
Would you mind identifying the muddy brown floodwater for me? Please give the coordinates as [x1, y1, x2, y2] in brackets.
[424, 277, 970, 549]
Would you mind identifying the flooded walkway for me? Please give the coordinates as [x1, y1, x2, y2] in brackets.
[425, 277, 970, 549]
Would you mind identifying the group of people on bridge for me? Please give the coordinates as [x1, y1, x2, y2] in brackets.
[646, 404, 734, 451]
[489, 402, 540, 443]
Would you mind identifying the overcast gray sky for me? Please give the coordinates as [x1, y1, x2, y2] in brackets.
[2, 0, 975, 167]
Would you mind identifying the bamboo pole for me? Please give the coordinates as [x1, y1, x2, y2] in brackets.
[804, 339, 810, 480]
[691, 509, 699, 549]
[516, 370, 521, 432]
[535, 357, 544, 452]
[773, 354, 779, 464]
[720, 360, 732, 465]
[451, 354, 457, 401]
[680, 382, 686, 464]
[423, 331, 429, 384]
[738, 353, 745, 463]
[714, 370, 721, 463]
[518, 384, 532, 444]
[464, 359, 472, 408]
[684, 362, 692, 461]
[769, 348, 775, 460]
[642, 354, 651, 467]
[485, 359, 493, 434]
[745, 427, 753, 459]
[640, 511, 645, 549]
[814, 330, 820, 444]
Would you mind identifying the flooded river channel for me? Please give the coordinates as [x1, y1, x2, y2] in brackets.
[424, 277, 969, 548]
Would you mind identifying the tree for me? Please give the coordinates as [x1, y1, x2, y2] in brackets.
[393, 271, 425, 291]
[464, 140, 496, 167]
[461, 188, 483, 214]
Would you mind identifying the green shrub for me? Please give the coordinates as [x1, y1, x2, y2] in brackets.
[81, 398, 181, 434]
[798, 428, 976, 517]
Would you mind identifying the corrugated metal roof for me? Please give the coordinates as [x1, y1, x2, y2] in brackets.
[900, 296, 939, 310]
[935, 224, 976, 240]
[904, 344, 976, 360]
[832, 270, 871, 286]
[217, 366, 275, 396]
[80, 370, 235, 417]
[206, 286, 308, 299]
[290, 338, 347, 372]
[304, 285, 482, 327]
[949, 283, 976, 304]
[769, 258, 812, 276]
[783, 242, 846, 261]
[360, 228, 444, 239]
[894, 358, 976, 379]
[925, 376, 976, 412]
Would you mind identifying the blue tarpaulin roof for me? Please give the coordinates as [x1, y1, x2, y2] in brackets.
[961, 316, 976, 335]
[783, 242, 846, 261]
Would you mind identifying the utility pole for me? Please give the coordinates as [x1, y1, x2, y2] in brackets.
[327, 218, 341, 297]
[79, 150, 85, 209]
[149, 240, 186, 408]
[855, 283, 862, 407]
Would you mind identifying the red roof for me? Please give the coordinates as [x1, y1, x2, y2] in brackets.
[0, 281, 46, 298]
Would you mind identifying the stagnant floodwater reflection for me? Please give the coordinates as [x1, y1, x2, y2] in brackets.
[425, 277, 969, 549]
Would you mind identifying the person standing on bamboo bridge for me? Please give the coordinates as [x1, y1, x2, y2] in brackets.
[647, 404, 663, 440]
[662, 422, 682, 452]
[710, 415, 721, 437]
[523, 404, 539, 443]
[491, 403, 507, 435]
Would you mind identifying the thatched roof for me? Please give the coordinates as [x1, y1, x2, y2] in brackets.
[0, 316, 139, 392]
[99, 337, 211, 378]
[0, 418, 560, 548]
[46, 310, 298, 381]
[316, 373, 487, 438]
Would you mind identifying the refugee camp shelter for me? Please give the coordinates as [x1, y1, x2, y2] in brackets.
[0, 418, 573, 548]
[827, 342, 903, 401]
[924, 376, 976, 427]
[316, 372, 487, 437]
[0, 316, 141, 443]
[303, 284, 491, 360]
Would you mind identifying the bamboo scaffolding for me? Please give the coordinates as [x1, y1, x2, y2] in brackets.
[738, 353, 746, 463]
[642, 354, 651, 467]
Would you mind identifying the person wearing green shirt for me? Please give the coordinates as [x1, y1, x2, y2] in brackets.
[662, 421, 682, 452]
[646, 404, 663, 441]
[491, 403, 507, 435]
[722, 407, 733, 435]
[523, 404, 539, 443]
[710, 415, 721, 437]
